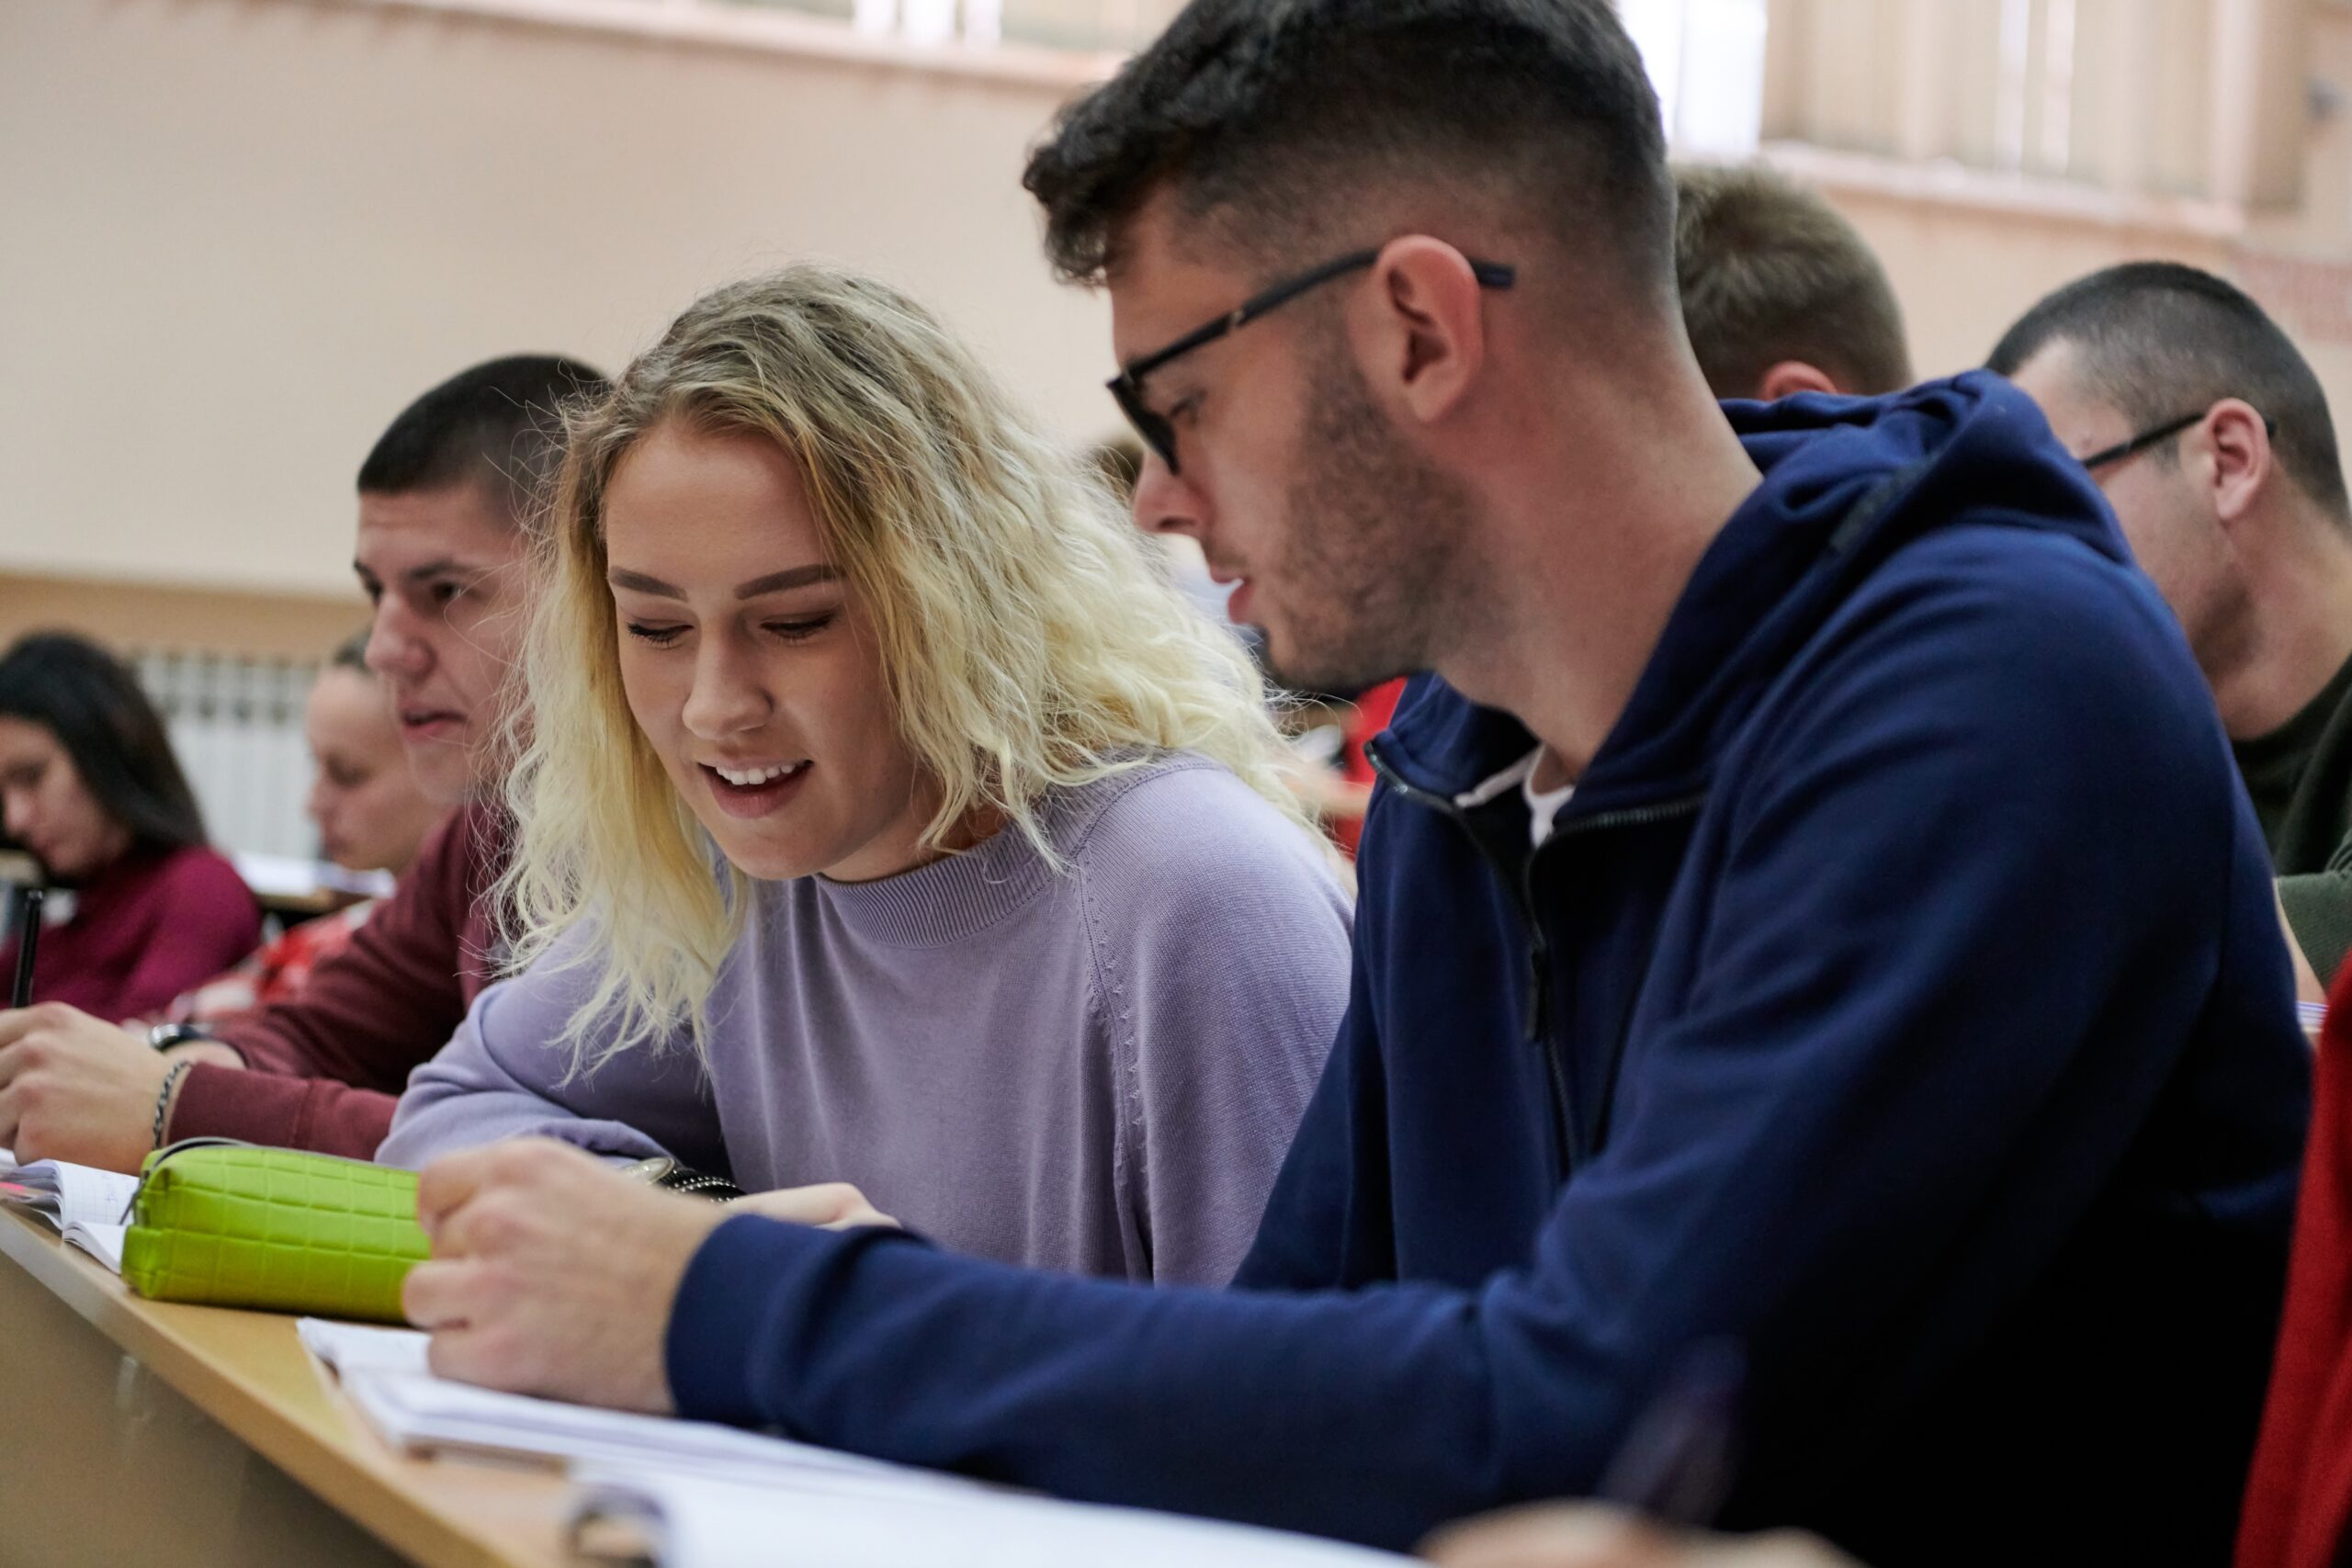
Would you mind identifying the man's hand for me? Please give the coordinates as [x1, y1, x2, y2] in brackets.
[730, 1181, 899, 1232]
[1422, 1506, 1859, 1568]
[405, 1139, 729, 1414]
[0, 1003, 209, 1171]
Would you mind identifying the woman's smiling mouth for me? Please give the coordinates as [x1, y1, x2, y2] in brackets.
[700, 760, 812, 818]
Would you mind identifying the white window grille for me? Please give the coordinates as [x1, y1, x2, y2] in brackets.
[132, 649, 322, 863]
[1620, 0, 1770, 157]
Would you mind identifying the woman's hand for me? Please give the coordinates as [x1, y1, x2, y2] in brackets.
[1423, 1505, 1860, 1568]
[730, 1180, 899, 1232]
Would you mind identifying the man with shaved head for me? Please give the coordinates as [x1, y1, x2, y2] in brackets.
[1992, 261, 2352, 981]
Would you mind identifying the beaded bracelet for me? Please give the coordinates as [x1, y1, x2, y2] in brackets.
[152, 1059, 195, 1152]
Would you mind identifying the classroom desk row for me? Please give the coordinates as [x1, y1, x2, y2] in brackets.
[0, 1205, 571, 1568]
[0, 1187, 1409, 1568]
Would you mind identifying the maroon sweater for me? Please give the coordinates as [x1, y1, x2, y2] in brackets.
[176, 801, 508, 1157]
[1, 844, 259, 1021]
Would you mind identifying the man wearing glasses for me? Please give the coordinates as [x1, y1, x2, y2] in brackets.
[1993, 262, 2352, 988]
[405, 3, 2310, 1562]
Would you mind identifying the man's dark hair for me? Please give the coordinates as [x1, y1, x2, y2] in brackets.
[1674, 162, 1913, 399]
[328, 625, 374, 673]
[1988, 262, 2350, 521]
[356, 355, 609, 525]
[0, 632, 207, 864]
[1023, 0, 1673, 308]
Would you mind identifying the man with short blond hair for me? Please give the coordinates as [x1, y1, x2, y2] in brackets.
[1674, 162, 1913, 402]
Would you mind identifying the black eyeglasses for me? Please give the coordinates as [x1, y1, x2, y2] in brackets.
[2077, 407, 2273, 473]
[1107, 247, 1517, 475]
[2077, 411, 2207, 473]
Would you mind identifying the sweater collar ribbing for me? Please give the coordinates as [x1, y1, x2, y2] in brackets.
[806, 802, 1063, 947]
[800, 757, 1207, 945]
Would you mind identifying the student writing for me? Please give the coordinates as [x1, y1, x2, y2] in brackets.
[0, 357, 606, 1169]
[0, 633, 260, 1023]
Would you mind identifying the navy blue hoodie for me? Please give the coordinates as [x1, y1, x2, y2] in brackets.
[665, 375, 2310, 1564]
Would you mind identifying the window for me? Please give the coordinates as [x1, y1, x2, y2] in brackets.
[1621, 0, 1770, 156]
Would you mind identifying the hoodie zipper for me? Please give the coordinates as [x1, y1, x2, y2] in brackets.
[1533, 794, 1706, 1156]
[1368, 742, 1704, 1170]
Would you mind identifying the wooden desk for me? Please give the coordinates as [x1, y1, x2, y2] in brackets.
[0, 1207, 572, 1567]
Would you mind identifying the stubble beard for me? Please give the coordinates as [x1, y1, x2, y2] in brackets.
[1261, 352, 1479, 695]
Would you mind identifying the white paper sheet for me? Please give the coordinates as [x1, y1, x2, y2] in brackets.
[300, 1319, 966, 1497]
[231, 852, 396, 900]
[565, 1465, 1411, 1568]
[0, 1156, 141, 1230]
[341, 1370, 957, 1493]
[299, 1318, 434, 1378]
[300, 1323, 1405, 1566]
[60, 1220, 126, 1273]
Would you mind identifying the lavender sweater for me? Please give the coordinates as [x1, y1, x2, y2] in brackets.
[379, 756, 1351, 1285]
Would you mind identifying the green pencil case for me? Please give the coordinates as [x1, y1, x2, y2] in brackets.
[120, 1141, 429, 1324]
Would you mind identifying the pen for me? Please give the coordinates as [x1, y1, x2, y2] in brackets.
[1596, 1337, 1746, 1528]
[10, 886, 43, 1010]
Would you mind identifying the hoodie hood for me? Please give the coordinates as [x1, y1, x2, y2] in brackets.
[1379, 371, 2127, 813]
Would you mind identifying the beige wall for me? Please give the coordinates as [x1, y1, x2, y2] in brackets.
[1768, 159, 2352, 451]
[14, 0, 2352, 659]
[1764, 0, 2352, 425]
[0, 0, 1114, 611]
[0, 573, 368, 660]
[1770, 1, 2352, 431]
[1785, 161, 2234, 378]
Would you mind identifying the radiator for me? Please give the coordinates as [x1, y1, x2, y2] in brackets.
[132, 649, 321, 863]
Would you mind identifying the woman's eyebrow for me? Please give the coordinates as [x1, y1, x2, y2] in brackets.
[607, 568, 683, 599]
[734, 565, 839, 599]
[605, 565, 840, 600]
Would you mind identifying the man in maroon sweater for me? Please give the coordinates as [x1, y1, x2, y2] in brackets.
[0, 355, 606, 1169]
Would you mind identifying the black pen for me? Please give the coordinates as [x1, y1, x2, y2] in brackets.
[1596, 1338, 1746, 1528]
[9, 886, 43, 1010]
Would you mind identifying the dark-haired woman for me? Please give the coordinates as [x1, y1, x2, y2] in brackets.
[0, 633, 259, 1020]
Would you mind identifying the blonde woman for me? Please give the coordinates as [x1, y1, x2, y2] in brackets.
[379, 266, 1351, 1285]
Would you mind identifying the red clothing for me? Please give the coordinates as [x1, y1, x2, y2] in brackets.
[175, 801, 508, 1158]
[0, 844, 259, 1021]
[1330, 678, 1406, 860]
[158, 897, 377, 1024]
[2242, 966, 2352, 1568]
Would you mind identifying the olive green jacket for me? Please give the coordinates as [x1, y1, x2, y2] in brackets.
[2239, 654, 2352, 982]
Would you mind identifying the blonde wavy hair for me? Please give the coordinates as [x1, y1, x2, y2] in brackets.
[503, 264, 1311, 1069]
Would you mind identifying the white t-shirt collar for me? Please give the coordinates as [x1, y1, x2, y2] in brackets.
[1455, 746, 1576, 848]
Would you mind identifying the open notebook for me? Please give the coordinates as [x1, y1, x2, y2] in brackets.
[303, 1320, 971, 1493]
[304, 1322, 1408, 1566]
[0, 1151, 134, 1272]
[565, 1465, 1411, 1568]
[58, 1220, 126, 1271]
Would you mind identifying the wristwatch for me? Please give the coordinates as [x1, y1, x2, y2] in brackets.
[146, 1023, 215, 1053]
[616, 1155, 745, 1202]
